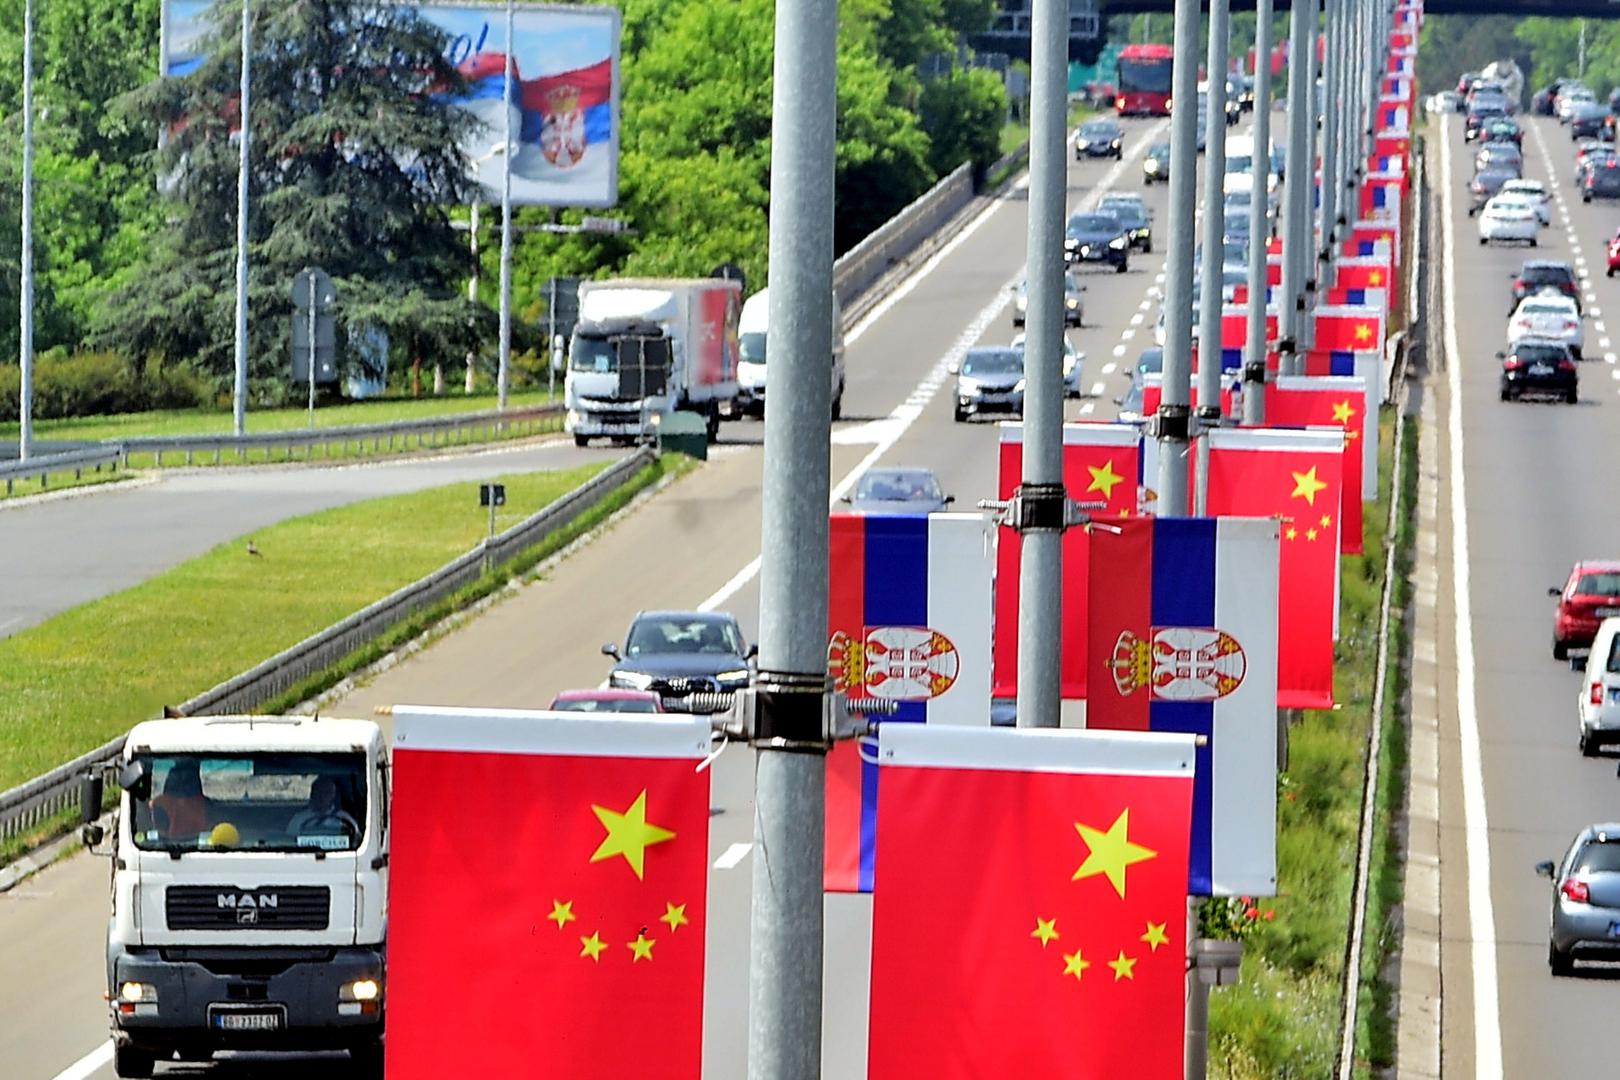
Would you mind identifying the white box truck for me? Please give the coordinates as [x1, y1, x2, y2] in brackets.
[565, 278, 742, 446]
[734, 287, 847, 420]
[83, 716, 389, 1078]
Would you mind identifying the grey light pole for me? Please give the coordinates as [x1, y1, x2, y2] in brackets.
[497, 0, 515, 411]
[232, 0, 252, 437]
[1318, 0, 1340, 267]
[1242, 0, 1275, 426]
[19, 0, 35, 461]
[1279, 0, 1317, 377]
[745, 0, 837, 1071]
[1014, 0, 1069, 730]
[1195, 0, 1231, 443]
[1156, 0, 1204, 519]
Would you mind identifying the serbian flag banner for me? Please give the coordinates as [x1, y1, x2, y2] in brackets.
[827, 511, 995, 893]
[1376, 133, 1411, 163]
[1228, 284, 1276, 306]
[1324, 286, 1387, 310]
[1352, 220, 1400, 264]
[867, 725, 1195, 1078]
[1204, 428, 1345, 709]
[1362, 176, 1403, 220]
[1087, 517, 1280, 895]
[993, 423, 1139, 704]
[388, 707, 712, 1080]
[1303, 349, 1384, 412]
[1268, 376, 1371, 549]
[1313, 306, 1385, 354]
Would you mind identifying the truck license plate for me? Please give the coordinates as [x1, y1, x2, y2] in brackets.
[211, 1010, 283, 1031]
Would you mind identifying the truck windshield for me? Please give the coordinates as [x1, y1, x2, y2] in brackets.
[130, 752, 367, 854]
[740, 332, 767, 364]
[571, 335, 619, 373]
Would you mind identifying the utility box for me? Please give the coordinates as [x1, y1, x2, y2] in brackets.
[657, 411, 708, 461]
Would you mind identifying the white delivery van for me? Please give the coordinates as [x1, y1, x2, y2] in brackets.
[734, 287, 846, 419]
[1577, 618, 1620, 756]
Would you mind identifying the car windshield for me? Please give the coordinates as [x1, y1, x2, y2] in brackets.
[1576, 573, 1620, 596]
[1138, 349, 1164, 374]
[627, 616, 745, 657]
[1081, 123, 1117, 138]
[1150, 143, 1170, 160]
[740, 331, 766, 364]
[1575, 841, 1620, 875]
[130, 752, 367, 854]
[856, 470, 943, 503]
[552, 696, 660, 714]
[1069, 215, 1119, 233]
[961, 349, 1023, 376]
[1226, 154, 1253, 174]
[1524, 267, 1574, 285]
[1514, 343, 1568, 364]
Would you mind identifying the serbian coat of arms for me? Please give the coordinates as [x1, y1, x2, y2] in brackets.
[1108, 627, 1247, 701]
[827, 627, 960, 701]
[540, 84, 588, 168]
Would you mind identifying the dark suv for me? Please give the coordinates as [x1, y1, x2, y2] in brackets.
[602, 610, 755, 704]
[1584, 156, 1620, 202]
[1499, 338, 1578, 403]
[1511, 260, 1582, 313]
[1465, 104, 1507, 141]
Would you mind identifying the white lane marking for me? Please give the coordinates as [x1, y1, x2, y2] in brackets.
[1139, 299, 1153, 312]
[1079, 402, 1096, 415]
[1121, 327, 1136, 341]
[1603, 338, 1613, 350]
[49, 1042, 112, 1080]
[699, 128, 1164, 614]
[1130, 312, 1145, 327]
[714, 842, 753, 870]
[1611, 369, 1620, 380]
[1447, 112, 1503, 1080]
[1608, 353, 1618, 364]
[1089, 381, 1106, 396]
[1112, 344, 1128, 358]
[1591, 306, 1604, 318]
[1101, 362, 1118, 375]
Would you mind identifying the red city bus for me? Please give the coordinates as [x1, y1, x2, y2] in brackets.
[1117, 44, 1174, 116]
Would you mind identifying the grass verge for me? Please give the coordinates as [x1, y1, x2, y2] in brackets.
[1, 468, 136, 502]
[1208, 407, 1415, 1077]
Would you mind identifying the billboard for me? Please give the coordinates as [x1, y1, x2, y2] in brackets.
[161, 2, 621, 208]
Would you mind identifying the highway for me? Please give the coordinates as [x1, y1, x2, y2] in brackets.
[1431, 111, 1620, 1075]
[0, 441, 622, 641]
[3, 107, 1247, 1078]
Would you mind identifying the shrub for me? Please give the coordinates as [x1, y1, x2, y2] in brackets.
[0, 354, 212, 422]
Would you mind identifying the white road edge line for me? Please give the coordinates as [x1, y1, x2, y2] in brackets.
[713, 842, 753, 870]
[49, 1041, 112, 1080]
[1443, 112, 1504, 1080]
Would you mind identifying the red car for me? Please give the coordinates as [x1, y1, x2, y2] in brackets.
[1551, 562, 1620, 659]
[547, 688, 664, 713]
[1607, 229, 1620, 277]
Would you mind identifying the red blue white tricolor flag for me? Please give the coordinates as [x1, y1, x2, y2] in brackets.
[825, 512, 995, 893]
[1086, 517, 1280, 896]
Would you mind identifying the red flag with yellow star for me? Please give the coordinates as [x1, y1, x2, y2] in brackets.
[1202, 428, 1345, 709]
[385, 706, 712, 1080]
[1311, 306, 1386, 354]
[867, 724, 1195, 1078]
[1265, 375, 1369, 554]
[993, 422, 1140, 701]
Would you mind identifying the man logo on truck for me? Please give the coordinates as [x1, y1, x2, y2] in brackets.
[217, 893, 280, 910]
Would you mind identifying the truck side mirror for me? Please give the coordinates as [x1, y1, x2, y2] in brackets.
[746, 643, 759, 660]
[117, 759, 152, 802]
[80, 772, 103, 825]
[601, 643, 622, 661]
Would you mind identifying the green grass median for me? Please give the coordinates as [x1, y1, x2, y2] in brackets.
[0, 460, 613, 794]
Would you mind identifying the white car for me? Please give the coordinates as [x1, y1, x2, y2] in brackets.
[1010, 331, 1085, 397]
[1577, 618, 1620, 756]
[1478, 196, 1540, 246]
[1509, 293, 1585, 356]
[1500, 179, 1552, 225]
[1559, 88, 1596, 123]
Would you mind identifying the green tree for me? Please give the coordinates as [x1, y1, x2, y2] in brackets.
[919, 66, 1008, 179]
[94, 0, 482, 398]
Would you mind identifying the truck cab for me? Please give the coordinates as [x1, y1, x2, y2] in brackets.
[88, 716, 388, 1078]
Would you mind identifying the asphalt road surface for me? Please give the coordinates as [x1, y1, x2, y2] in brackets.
[1432, 112, 1620, 1077]
[5, 107, 1258, 1079]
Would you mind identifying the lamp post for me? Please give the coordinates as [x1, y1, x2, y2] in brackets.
[19, 0, 35, 461]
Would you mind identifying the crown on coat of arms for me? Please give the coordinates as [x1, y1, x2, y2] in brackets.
[826, 631, 867, 695]
[545, 83, 582, 115]
[1108, 631, 1154, 696]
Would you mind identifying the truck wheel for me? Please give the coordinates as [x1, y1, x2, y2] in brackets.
[113, 1043, 155, 1079]
[705, 404, 721, 444]
[831, 386, 844, 421]
[573, 434, 590, 448]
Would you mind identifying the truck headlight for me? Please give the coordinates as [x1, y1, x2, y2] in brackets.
[567, 409, 581, 426]
[341, 978, 382, 1003]
[120, 981, 158, 1004]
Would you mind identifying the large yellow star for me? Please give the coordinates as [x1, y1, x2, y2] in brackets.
[628, 934, 656, 962]
[1353, 322, 1374, 345]
[1087, 458, 1125, 501]
[1330, 399, 1355, 424]
[1031, 917, 1060, 948]
[548, 899, 576, 930]
[1061, 950, 1091, 981]
[1072, 808, 1158, 899]
[1290, 466, 1329, 506]
[1108, 950, 1138, 981]
[590, 790, 676, 880]
[1368, 270, 1384, 286]
[660, 902, 690, 933]
[1141, 921, 1170, 952]
[579, 932, 608, 962]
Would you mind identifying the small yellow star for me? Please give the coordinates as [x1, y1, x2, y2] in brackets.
[1031, 917, 1060, 948]
[1087, 458, 1125, 500]
[579, 932, 607, 962]
[1285, 526, 1299, 542]
[1141, 921, 1170, 952]
[1319, 514, 1332, 528]
[1061, 950, 1091, 981]
[1108, 950, 1138, 981]
[1331, 399, 1355, 424]
[1290, 466, 1329, 505]
[1306, 527, 1319, 542]
[660, 902, 690, 933]
[1072, 808, 1158, 900]
[628, 934, 656, 962]
[548, 899, 576, 930]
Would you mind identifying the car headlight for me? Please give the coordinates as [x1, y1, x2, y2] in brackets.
[1109, 237, 1128, 250]
[1076, 139, 1090, 149]
[1145, 159, 1160, 172]
[1112, 139, 1123, 148]
[610, 670, 656, 690]
[957, 377, 981, 394]
[715, 669, 751, 686]
[120, 981, 158, 1004]
[1064, 238, 1079, 250]
[1065, 297, 1079, 309]
[1012, 379, 1027, 394]
[1015, 296, 1028, 311]
[340, 978, 382, 1003]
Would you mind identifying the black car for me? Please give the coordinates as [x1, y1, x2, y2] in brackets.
[1143, 141, 1171, 185]
[1064, 213, 1131, 272]
[1572, 103, 1612, 140]
[1467, 165, 1519, 216]
[602, 610, 755, 702]
[1584, 156, 1620, 202]
[1075, 119, 1125, 160]
[1499, 338, 1578, 403]
[1099, 197, 1153, 252]
[1511, 260, 1582, 314]
[1481, 117, 1523, 146]
[1465, 105, 1507, 142]
[1474, 140, 1524, 175]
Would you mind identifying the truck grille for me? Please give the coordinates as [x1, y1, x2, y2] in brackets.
[166, 886, 330, 931]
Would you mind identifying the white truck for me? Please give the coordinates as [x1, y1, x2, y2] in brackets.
[565, 278, 742, 446]
[83, 716, 389, 1078]
[734, 287, 847, 420]
[1481, 59, 1525, 110]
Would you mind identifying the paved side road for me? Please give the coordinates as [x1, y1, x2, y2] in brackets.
[0, 441, 621, 641]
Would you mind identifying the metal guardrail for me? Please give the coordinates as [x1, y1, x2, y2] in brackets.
[0, 447, 655, 849]
[115, 402, 564, 466]
[832, 162, 974, 315]
[0, 446, 126, 496]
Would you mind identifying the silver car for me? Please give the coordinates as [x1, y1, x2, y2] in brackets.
[953, 346, 1024, 422]
[845, 466, 954, 515]
[1010, 331, 1084, 397]
[1536, 824, 1620, 974]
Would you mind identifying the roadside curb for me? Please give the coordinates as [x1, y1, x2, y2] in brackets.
[0, 473, 157, 512]
[0, 812, 110, 894]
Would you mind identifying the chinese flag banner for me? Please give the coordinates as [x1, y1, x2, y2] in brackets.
[1204, 429, 1345, 709]
[1086, 517, 1281, 896]
[1330, 255, 1394, 293]
[1267, 376, 1371, 553]
[992, 422, 1140, 703]
[867, 725, 1195, 1079]
[387, 707, 712, 1080]
[1313, 305, 1386, 354]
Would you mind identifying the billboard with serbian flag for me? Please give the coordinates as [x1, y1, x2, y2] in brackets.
[162, 1, 621, 207]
